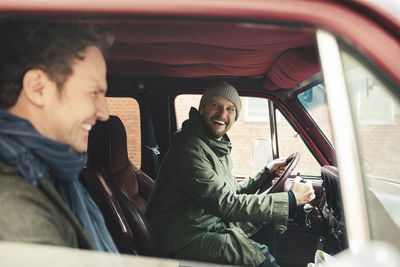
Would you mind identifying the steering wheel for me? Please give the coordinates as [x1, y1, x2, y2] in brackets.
[258, 152, 300, 194]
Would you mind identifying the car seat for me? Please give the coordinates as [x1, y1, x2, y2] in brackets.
[80, 115, 157, 256]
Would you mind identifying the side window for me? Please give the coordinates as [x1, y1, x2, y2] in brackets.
[175, 95, 321, 177]
[276, 109, 322, 176]
[339, 45, 400, 247]
[175, 94, 202, 127]
[106, 97, 141, 168]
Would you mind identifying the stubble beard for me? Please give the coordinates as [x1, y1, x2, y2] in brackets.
[208, 125, 225, 139]
[205, 119, 228, 139]
[200, 111, 229, 140]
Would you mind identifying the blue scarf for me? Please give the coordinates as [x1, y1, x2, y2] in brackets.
[0, 110, 117, 253]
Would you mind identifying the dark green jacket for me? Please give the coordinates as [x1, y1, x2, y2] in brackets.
[147, 108, 289, 266]
[0, 159, 92, 249]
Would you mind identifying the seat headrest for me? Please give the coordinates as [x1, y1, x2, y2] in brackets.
[87, 115, 131, 173]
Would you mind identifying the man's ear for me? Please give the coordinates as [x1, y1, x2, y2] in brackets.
[22, 69, 53, 106]
[199, 106, 204, 115]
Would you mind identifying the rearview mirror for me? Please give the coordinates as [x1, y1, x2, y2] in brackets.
[252, 138, 273, 168]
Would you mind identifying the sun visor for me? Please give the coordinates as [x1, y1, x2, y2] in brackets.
[263, 47, 320, 90]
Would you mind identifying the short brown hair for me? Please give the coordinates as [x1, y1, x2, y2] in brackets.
[0, 20, 113, 109]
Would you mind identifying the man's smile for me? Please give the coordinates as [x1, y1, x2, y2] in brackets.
[211, 118, 228, 126]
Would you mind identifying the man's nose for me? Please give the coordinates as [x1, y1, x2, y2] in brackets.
[96, 97, 110, 121]
[216, 106, 228, 117]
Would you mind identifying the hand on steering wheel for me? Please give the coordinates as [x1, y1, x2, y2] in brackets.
[258, 152, 300, 194]
[266, 158, 287, 177]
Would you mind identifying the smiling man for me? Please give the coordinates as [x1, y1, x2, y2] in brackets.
[147, 81, 315, 267]
[0, 21, 117, 252]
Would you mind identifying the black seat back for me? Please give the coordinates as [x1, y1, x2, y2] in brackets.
[82, 115, 157, 256]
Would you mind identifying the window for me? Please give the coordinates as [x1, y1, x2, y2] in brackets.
[106, 97, 141, 168]
[353, 74, 395, 125]
[244, 97, 282, 123]
[276, 109, 322, 176]
[175, 94, 321, 177]
[244, 97, 270, 122]
[298, 83, 334, 145]
[175, 95, 202, 127]
[340, 45, 400, 248]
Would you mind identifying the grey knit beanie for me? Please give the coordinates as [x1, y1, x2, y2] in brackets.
[199, 81, 242, 120]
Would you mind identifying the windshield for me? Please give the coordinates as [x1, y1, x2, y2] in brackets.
[297, 83, 334, 146]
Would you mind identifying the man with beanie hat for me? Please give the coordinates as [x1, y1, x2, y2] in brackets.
[199, 81, 242, 121]
[147, 81, 315, 267]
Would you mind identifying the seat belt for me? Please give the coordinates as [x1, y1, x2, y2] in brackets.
[139, 89, 160, 179]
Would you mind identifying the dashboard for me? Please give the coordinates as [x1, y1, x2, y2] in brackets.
[310, 166, 347, 253]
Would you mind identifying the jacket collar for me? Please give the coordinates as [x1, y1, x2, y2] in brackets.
[176, 107, 232, 157]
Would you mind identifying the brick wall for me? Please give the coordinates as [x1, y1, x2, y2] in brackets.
[359, 124, 400, 179]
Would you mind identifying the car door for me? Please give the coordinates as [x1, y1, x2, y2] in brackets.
[317, 28, 400, 252]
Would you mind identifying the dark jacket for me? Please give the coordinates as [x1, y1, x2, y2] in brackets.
[0, 159, 92, 249]
[146, 108, 289, 266]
